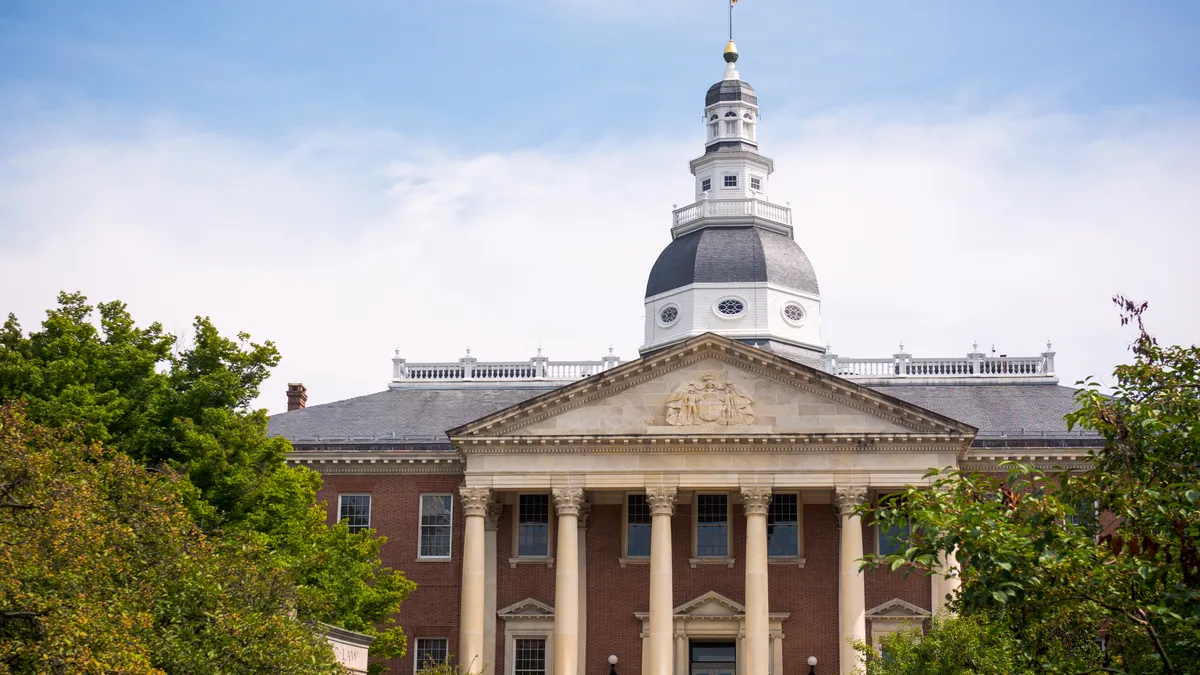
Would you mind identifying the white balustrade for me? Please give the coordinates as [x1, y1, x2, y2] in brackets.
[672, 198, 792, 228]
[392, 353, 620, 384]
[825, 351, 1055, 380]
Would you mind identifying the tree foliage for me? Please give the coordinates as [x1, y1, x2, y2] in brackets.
[860, 297, 1200, 674]
[0, 293, 415, 671]
[854, 615, 1030, 675]
[0, 404, 343, 674]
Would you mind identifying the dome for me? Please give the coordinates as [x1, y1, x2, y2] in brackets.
[706, 78, 757, 107]
[645, 226, 820, 298]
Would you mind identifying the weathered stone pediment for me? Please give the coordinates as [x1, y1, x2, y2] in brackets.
[675, 591, 744, 617]
[449, 334, 975, 443]
[865, 598, 930, 621]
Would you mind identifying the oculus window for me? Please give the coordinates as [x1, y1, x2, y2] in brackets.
[696, 493, 729, 557]
[338, 494, 371, 534]
[716, 298, 746, 316]
[514, 638, 547, 675]
[626, 493, 652, 557]
[782, 303, 805, 323]
[518, 494, 550, 557]
[419, 494, 453, 558]
[414, 638, 448, 672]
[659, 305, 679, 326]
[767, 494, 799, 557]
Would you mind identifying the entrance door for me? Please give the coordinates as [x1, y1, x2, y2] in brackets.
[690, 641, 736, 675]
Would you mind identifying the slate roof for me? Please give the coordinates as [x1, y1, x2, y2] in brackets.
[645, 226, 820, 297]
[268, 381, 1099, 450]
[706, 79, 757, 106]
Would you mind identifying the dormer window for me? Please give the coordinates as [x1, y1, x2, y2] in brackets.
[724, 174, 737, 188]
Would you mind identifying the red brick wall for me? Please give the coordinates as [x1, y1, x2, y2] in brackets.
[315, 478, 932, 675]
[318, 472, 465, 675]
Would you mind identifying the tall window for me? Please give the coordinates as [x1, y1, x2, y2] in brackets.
[626, 493, 652, 557]
[696, 494, 729, 557]
[767, 493, 799, 557]
[518, 494, 550, 557]
[419, 494, 453, 558]
[724, 174, 738, 188]
[724, 120, 738, 135]
[709, 122, 719, 139]
[877, 494, 910, 556]
[414, 638, 448, 673]
[338, 494, 371, 534]
[514, 638, 547, 675]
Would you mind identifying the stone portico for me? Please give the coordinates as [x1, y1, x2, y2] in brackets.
[447, 334, 973, 675]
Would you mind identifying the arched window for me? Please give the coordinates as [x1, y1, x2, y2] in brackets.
[743, 112, 754, 120]
[709, 114, 719, 121]
[724, 111, 738, 117]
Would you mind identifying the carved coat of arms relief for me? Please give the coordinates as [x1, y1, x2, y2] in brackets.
[665, 373, 755, 427]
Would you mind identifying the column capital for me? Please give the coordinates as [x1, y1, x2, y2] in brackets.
[833, 486, 868, 516]
[578, 501, 592, 529]
[740, 486, 773, 515]
[553, 487, 585, 516]
[484, 500, 503, 531]
[460, 487, 493, 517]
[645, 486, 678, 516]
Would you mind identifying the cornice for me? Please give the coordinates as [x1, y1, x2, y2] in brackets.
[457, 434, 967, 455]
[286, 452, 463, 475]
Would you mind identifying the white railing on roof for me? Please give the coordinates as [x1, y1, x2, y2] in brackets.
[672, 197, 792, 230]
[823, 343, 1058, 381]
[391, 348, 621, 386]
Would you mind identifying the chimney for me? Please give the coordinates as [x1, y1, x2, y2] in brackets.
[286, 383, 308, 411]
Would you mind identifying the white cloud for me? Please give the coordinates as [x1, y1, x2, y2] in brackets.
[1, 104, 1197, 414]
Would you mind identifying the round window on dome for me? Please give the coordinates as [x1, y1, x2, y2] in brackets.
[782, 303, 805, 324]
[658, 305, 679, 326]
[715, 298, 746, 317]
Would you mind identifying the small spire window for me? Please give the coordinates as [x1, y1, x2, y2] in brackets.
[724, 111, 738, 117]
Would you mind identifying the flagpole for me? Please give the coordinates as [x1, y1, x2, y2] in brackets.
[729, 0, 733, 40]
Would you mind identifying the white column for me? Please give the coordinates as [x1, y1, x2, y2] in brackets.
[578, 503, 591, 675]
[484, 500, 503, 675]
[835, 486, 868, 675]
[460, 487, 492, 675]
[932, 548, 961, 616]
[646, 487, 678, 675]
[553, 488, 584, 675]
[741, 487, 772, 675]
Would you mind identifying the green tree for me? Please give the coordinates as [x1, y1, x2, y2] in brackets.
[0, 404, 343, 674]
[860, 297, 1200, 674]
[853, 615, 1030, 675]
[0, 293, 415, 670]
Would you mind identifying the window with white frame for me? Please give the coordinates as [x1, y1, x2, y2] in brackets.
[767, 493, 799, 557]
[338, 494, 371, 534]
[750, 176, 761, 191]
[709, 122, 719, 139]
[724, 120, 738, 135]
[419, 494, 453, 558]
[514, 638, 547, 675]
[696, 493, 729, 557]
[518, 494, 550, 557]
[626, 493, 652, 557]
[701, 177, 711, 192]
[723, 174, 738, 188]
[414, 638, 449, 673]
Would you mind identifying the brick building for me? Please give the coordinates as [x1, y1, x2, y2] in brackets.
[268, 40, 1100, 675]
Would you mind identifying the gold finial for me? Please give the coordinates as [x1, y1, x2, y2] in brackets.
[724, 39, 738, 63]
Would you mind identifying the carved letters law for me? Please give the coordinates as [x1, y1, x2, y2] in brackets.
[665, 373, 754, 426]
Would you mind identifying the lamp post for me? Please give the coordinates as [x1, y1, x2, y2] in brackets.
[807, 656, 817, 674]
[608, 654, 618, 675]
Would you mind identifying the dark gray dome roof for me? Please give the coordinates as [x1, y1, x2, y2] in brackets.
[706, 79, 757, 106]
[645, 227, 820, 297]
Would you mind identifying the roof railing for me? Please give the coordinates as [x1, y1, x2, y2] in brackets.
[823, 343, 1058, 383]
[391, 347, 621, 387]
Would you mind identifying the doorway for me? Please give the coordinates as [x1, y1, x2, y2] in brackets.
[689, 641, 736, 675]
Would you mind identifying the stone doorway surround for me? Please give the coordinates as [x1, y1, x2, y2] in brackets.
[636, 592, 788, 675]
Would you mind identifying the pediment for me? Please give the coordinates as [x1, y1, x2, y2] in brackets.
[675, 591, 744, 617]
[497, 598, 554, 618]
[865, 598, 930, 621]
[449, 334, 975, 442]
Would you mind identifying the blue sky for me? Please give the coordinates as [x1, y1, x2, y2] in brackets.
[1, 1, 1198, 411]
[4, 1, 1198, 148]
